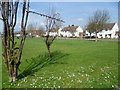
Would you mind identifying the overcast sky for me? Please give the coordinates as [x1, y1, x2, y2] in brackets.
[0, 2, 118, 32]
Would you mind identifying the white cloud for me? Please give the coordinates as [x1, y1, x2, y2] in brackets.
[77, 18, 83, 21]
[40, 22, 45, 26]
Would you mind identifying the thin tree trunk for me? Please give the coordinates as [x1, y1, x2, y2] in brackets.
[95, 32, 97, 42]
[48, 46, 51, 57]
[8, 61, 19, 82]
[13, 64, 17, 82]
[46, 42, 51, 57]
[90, 33, 91, 39]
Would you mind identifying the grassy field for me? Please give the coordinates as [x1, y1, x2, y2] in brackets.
[2, 38, 118, 88]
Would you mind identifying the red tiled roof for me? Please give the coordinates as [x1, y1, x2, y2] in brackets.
[62, 26, 79, 32]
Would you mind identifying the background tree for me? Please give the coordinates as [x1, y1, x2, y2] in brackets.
[87, 10, 110, 41]
[44, 10, 63, 57]
[1, 0, 29, 82]
[27, 23, 36, 30]
[85, 21, 95, 38]
[36, 24, 45, 36]
[27, 23, 36, 37]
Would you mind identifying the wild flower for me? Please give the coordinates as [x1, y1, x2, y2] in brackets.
[30, 83, 33, 86]
[81, 74, 84, 77]
[85, 74, 89, 77]
[39, 77, 43, 79]
[23, 79, 26, 82]
[112, 85, 114, 88]
[72, 73, 75, 77]
[58, 77, 61, 80]
[78, 80, 82, 83]
[53, 84, 56, 88]
[33, 82, 35, 85]
[38, 85, 41, 87]
[71, 80, 73, 82]
[101, 68, 104, 72]
[90, 86, 93, 88]
[86, 78, 89, 81]
[17, 83, 20, 86]
[58, 86, 60, 88]
[44, 83, 47, 86]
[82, 70, 85, 73]
[48, 82, 50, 85]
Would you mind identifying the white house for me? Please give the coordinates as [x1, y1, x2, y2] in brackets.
[59, 26, 84, 37]
[97, 23, 119, 38]
[45, 28, 59, 37]
[15, 33, 21, 37]
[86, 23, 119, 38]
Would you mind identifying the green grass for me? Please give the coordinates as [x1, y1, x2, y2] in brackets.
[2, 38, 118, 88]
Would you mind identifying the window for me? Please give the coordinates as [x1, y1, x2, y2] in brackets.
[108, 34, 111, 37]
[99, 34, 102, 36]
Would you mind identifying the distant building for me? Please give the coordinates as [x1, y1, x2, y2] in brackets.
[45, 28, 59, 37]
[26, 30, 45, 37]
[59, 25, 83, 37]
[14, 33, 22, 37]
[86, 23, 119, 38]
[45, 25, 84, 37]
[97, 23, 119, 38]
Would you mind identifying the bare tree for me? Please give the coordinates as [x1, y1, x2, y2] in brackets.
[1, 0, 29, 82]
[27, 23, 36, 30]
[87, 10, 110, 41]
[44, 10, 62, 57]
[85, 21, 95, 38]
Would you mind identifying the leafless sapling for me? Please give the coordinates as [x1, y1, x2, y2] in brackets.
[44, 11, 62, 57]
[1, 0, 29, 82]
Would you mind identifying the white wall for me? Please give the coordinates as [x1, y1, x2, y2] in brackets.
[49, 32, 58, 36]
[76, 26, 83, 33]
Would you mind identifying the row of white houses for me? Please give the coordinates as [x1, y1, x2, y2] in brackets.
[46, 23, 119, 38]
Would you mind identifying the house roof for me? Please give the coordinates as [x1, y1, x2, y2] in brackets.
[104, 23, 115, 30]
[62, 26, 79, 32]
[49, 28, 59, 32]
[85, 23, 116, 31]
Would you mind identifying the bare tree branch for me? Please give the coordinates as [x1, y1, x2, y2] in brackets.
[26, 10, 65, 22]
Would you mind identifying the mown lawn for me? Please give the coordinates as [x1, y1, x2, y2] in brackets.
[2, 38, 118, 88]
